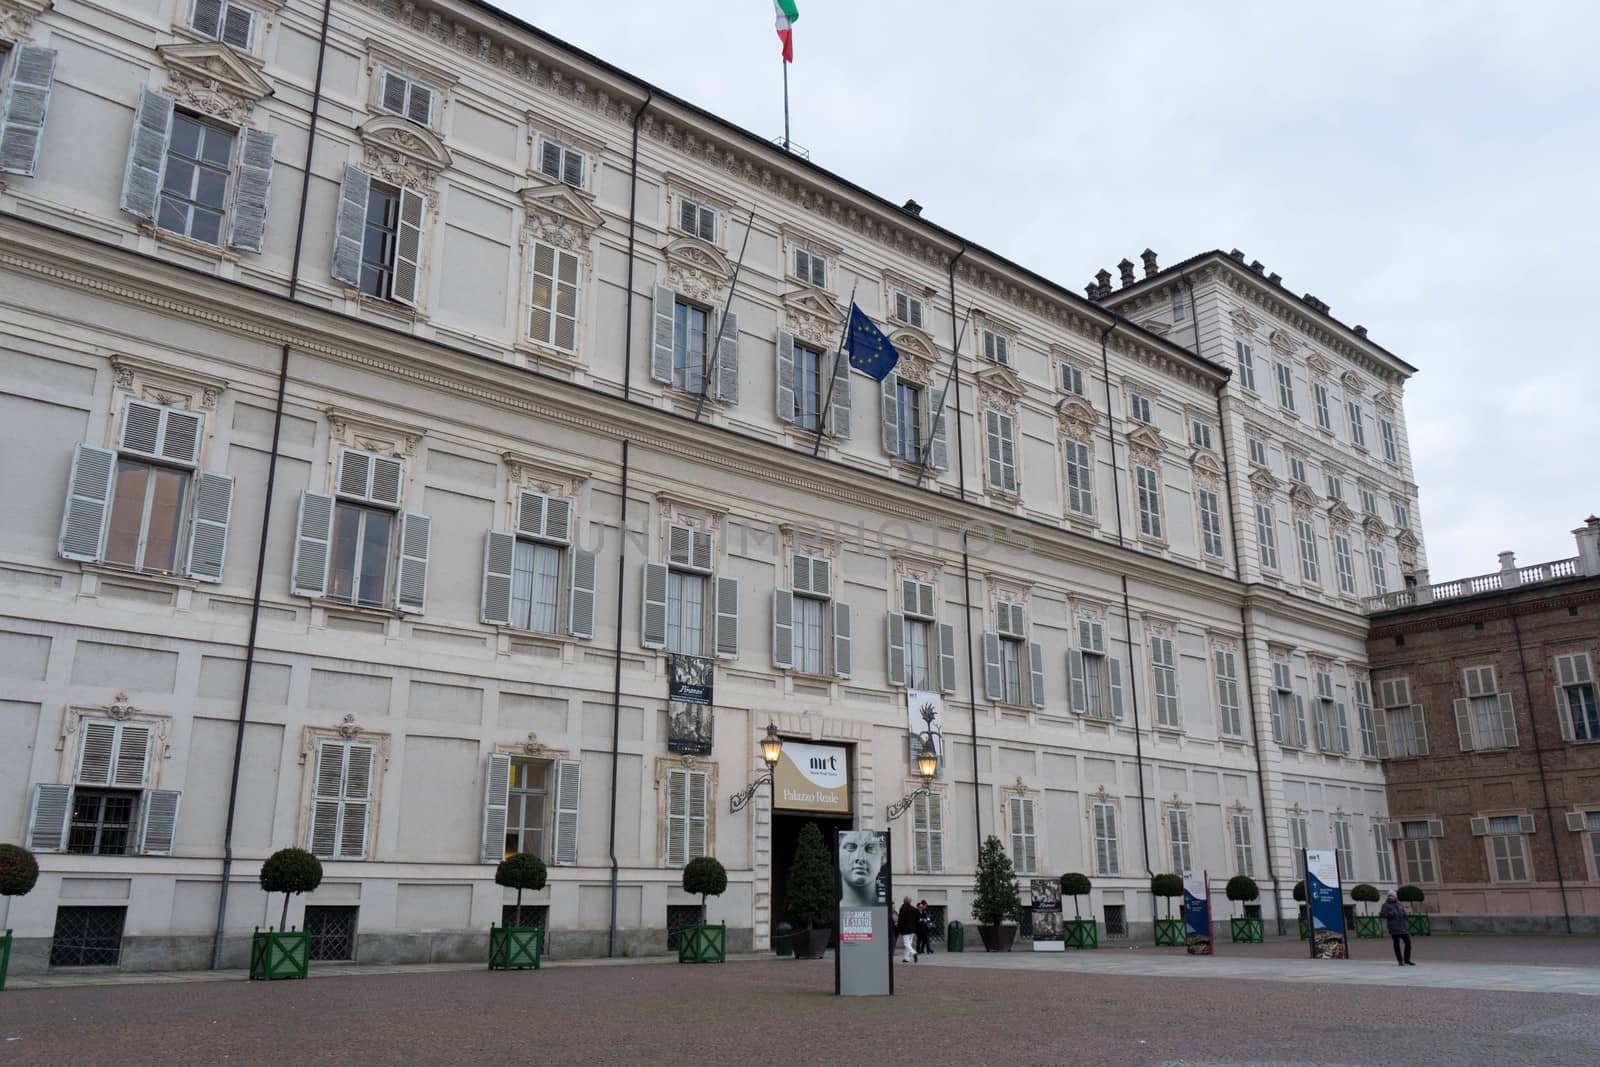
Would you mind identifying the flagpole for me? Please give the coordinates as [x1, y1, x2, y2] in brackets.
[782, 59, 790, 150]
[810, 281, 858, 458]
[692, 207, 758, 424]
[914, 305, 975, 488]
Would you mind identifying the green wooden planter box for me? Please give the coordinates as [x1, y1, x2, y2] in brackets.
[1353, 915, 1383, 939]
[678, 922, 726, 964]
[1230, 917, 1264, 943]
[489, 924, 543, 970]
[1406, 914, 1431, 937]
[1153, 918, 1184, 946]
[0, 929, 11, 991]
[249, 928, 309, 980]
[1063, 918, 1098, 949]
[1298, 917, 1311, 940]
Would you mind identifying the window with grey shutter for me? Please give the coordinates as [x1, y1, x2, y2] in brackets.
[927, 387, 949, 471]
[540, 140, 585, 187]
[827, 350, 851, 438]
[290, 491, 335, 598]
[395, 512, 431, 613]
[120, 88, 174, 219]
[1009, 795, 1037, 875]
[641, 562, 669, 649]
[1069, 650, 1087, 713]
[774, 329, 796, 422]
[553, 758, 581, 865]
[1108, 657, 1125, 719]
[878, 372, 899, 455]
[58, 444, 116, 563]
[185, 470, 235, 582]
[665, 768, 709, 867]
[1028, 641, 1045, 709]
[480, 752, 511, 863]
[651, 285, 676, 384]
[833, 601, 852, 679]
[714, 309, 740, 404]
[191, 0, 256, 49]
[387, 186, 426, 307]
[528, 241, 582, 353]
[0, 45, 57, 176]
[568, 548, 597, 639]
[982, 631, 1003, 702]
[76, 720, 152, 787]
[679, 198, 716, 241]
[714, 576, 739, 660]
[308, 740, 373, 860]
[886, 611, 907, 687]
[771, 587, 796, 669]
[227, 127, 275, 253]
[379, 71, 434, 126]
[331, 164, 371, 286]
[139, 789, 182, 855]
[26, 783, 73, 853]
[912, 791, 943, 873]
[480, 531, 515, 626]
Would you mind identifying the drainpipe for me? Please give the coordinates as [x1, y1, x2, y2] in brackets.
[945, 245, 984, 844]
[1508, 606, 1572, 934]
[210, 0, 333, 971]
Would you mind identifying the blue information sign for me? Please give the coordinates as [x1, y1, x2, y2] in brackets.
[1304, 849, 1348, 959]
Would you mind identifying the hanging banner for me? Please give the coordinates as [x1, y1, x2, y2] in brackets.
[773, 741, 850, 814]
[666, 702, 713, 756]
[667, 654, 714, 705]
[835, 829, 892, 997]
[906, 690, 945, 774]
[1305, 848, 1348, 959]
[1031, 879, 1064, 952]
[1182, 869, 1212, 955]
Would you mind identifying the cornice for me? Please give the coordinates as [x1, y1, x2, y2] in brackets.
[1367, 579, 1600, 634]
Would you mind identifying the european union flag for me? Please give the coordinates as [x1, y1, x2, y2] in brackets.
[845, 303, 899, 381]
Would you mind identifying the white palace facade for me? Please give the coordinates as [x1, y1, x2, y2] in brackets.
[0, 0, 1424, 969]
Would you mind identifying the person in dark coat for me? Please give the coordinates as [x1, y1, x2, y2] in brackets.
[897, 896, 919, 962]
[915, 900, 933, 956]
[1379, 890, 1414, 966]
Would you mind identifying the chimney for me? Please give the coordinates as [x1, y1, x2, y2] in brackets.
[1085, 282, 1099, 299]
[1498, 550, 1520, 588]
[1267, 273, 1281, 285]
[1141, 248, 1159, 278]
[1248, 260, 1265, 274]
[1118, 259, 1137, 288]
[901, 198, 922, 217]
[1303, 293, 1329, 314]
[1353, 324, 1368, 338]
[1576, 516, 1600, 576]
[1228, 249, 1246, 261]
[1095, 269, 1112, 298]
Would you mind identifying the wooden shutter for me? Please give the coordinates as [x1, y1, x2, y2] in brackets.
[59, 443, 116, 562]
[982, 631, 1003, 702]
[714, 576, 739, 660]
[395, 512, 431, 613]
[928, 387, 949, 470]
[516, 491, 572, 544]
[406, 84, 433, 126]
[1069, 651, 1087, 713]
[1335, 702, 1352, 754]
[985, 410, 1003, 488]
[665, 768, 687, 866]
[651, 285, 676, 383]
[913, 791, 943, 873]
[1080, 619, 1105, 654]
[774, 329, 796, 422]
[26, 783, 73, 853]
[687, 770, 709, 861]
[185, 471, 235, 582]
[1410, 705, 1429, 756]
[771, 589, 795, 669]
[1497, 693, 1519, 747]
[833, 601, 852, 679]
[192, 0, 224, 37]
[120, 87, 173, 219]
[308, 741, 344, 857]
[1453, 698, 1475, 751]
[336, 743, 374, 860]
[1108, 657, 1125, 719]
[114, 722, 152, 787]
[77, 720, 118, 784]
[1372, 700, 1391, 758]
[480, 531, 515, 626]
[879, 372, 899, 455]
[0, 45, 57, 176]
[139, 789, 181, 855]
[885, 611, 906, 687]
[691, 529, 714, 572]
[641, 562, 668, 649]
[828, 350, 851, 438]
[714, 309, 740, 404]
[1028, 642, 1045, 709]
[480, 752, 511, 864]
[331, 164, 371, 286]
[221, 4, 254, 49]
[554, 758, 581, 865]
[568, 548, 597, 639]
[391, 187, 426, 306]
[228, 128, 276, 253]
[290, 491, 335, 598]
[938, 623, 957, 694]
[117, 401, 202, 467]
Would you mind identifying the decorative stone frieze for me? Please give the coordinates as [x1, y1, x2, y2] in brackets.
[358, 116, 452, 196]
[156, 42, 275, 126]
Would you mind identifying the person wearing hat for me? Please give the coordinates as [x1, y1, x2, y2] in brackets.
[1379, 890, 1414, 966]
[914, 900, 933, 957]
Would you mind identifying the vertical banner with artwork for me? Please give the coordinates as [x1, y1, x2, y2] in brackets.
[1182, 869, 1212, 955]
[906, 690, 945, 775]
[835, 828, 892, 996]
[1304, 848, 1348, 959]
[1030, 879, 1064, 952]
[666, 654, 714, 756]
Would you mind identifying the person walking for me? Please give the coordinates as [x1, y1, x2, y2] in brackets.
[897, 896, 919, 963]
[915, 900, 933, 957]
[1380, 890, 1414, 966]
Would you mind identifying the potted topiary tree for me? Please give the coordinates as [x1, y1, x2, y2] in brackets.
[0, 844, 40, 991]
[1226, 875, 1262, 942]
[490, 852, 547, 970]
[679, 856, 728, 964]
[1151, 873, 1184, 946]
[252, 848, 321, 980]
[785, 822, 834, 959]
[971, 836, 1023, 951]
[1398, 885, 1430, 936]
[1293, 879, 1310, 940]
[1350, 883, 1382, 938]
[1059, 872, 1096, 948]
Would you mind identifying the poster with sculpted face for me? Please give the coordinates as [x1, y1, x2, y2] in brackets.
[836, 829, 889, 908]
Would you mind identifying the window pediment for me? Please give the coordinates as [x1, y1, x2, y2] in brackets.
[1126, 423, 1167, 459]
[110, 354, 227, 412]
[358, 115, 452, 195]
[1374, 392, 1396, 413]
[1191, 449, 1224, 479]
[1341, 371, 1366, 395]
[326, 407, 422, 458]
[1327, 500, 1357, 527]
[661, 235, 733, 305]
[1056, 397, 1098, 442]
[156, 42, 274, 125]
[1289, 482, 1320, 514]
[1268, 329, 1298, 355]
[1249, 467, 1282, 495]
[782, 288, 846, 348]
[503, 450, 590, 499]
[888, 325, 938, 363]
[1306, 353, 1333, 378]
[519, 181, 605, 250]
[974, 362, 1024, 396]
[1363, 514, 1390, 540]
[1229, 307, 1261, 334]
[364, 38, 461, 93]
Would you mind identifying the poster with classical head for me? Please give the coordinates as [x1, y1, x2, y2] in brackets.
[836, 828, 890, 908]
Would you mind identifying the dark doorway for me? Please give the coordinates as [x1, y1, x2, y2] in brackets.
[769, 812, 852, 935]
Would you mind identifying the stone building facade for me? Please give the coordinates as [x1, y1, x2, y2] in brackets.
[1365, 522, 1600, 932]
[1, 0, 1417, 971]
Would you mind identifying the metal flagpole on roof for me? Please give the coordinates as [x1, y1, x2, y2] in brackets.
[692, 207, 758, 424]
[811, 281, 858, 457]
[913, 306, 976, 488]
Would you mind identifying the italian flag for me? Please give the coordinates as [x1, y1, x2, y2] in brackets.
[773, 1, 798, 62]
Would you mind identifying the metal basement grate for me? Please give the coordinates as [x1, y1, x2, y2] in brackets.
[303, 905, 359, 961]
[50, 906, 126, 966]
[1103, 904, 1128, 939]
[501, 904, 548, 930]
[666, 905, 702, 951]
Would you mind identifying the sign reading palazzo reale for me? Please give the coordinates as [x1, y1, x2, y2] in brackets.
[772, 741, 849, 814]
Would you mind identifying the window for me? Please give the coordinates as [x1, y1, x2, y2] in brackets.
[912, 792, 944, 873]
[1172, 286, 1185, 321]
[358, 179, 402, 300]
[1585, 811, 1600, 879]
[1372, 822, 1395, 884]
[667, 570, 707, 656]
[1556, 654, 1600, 742]
[1135, 466, 1163, 539]
[1347, 400, 1366, 448]
[378, 70, 434, 126]
[1360, 489, 1377, 516]
[67, 790, 137, 856]
[1128, 392, 1152, 424]
[1400, 821, 1438, 883]
[158, 112, 234, 245]
[1333, 818, 1354, 880]
[670, 299, 710, 394]
[308, 740, 375, 860]
[1325, 473, 1343, 501]
[523, 241, 583, 354]
[985, 602, 1040, 708]
[1092, 802, 1120, 876]
[792, 592, 827, 674]
[793, 246, 827, 287]
[1060, 362, 1085, 397]
[1380, 418, 1398, 464]
[1215, 649, 1242, 737]
[1355, 677, 1378, 758]
[1000, 632, 1023, 704]
[1235, 340, 1256, 392]
[985, 410, 1017, 493]
[1190, 419, 1212, 450]
[1070, 619, 1123, 720]
[1479, 815, 1531, 882]
[678, 197, 716, 242]
[506, 493, 571, 634]
[1198, 489, 1224, 558]
[1368, 547, 1388, 595]
[1456, 665, 1515, 750]
[1275, 362, 1296, 413]
[1150, 634, 1179, 728]
[1247, 436, 1267, 467]
[889, 578, 945, 692]
[641, 524, 725, 659]
[190, 0, 254, 49]
[503, 759, 549, 859]
[1167, 807, 1192, 872]
[1380, 677, 1428, 758]
[539, 139, 585, 187]
[1313, 670, 1336, 751]
[1312, 382, 1332, 430]
[104, 410, 199, 576]
[1270, 660, 1295, 745]
[1393, 502, 1409, 530]
[665, 767, 710, 867]
[892, 289, 924, 328]
[1255, 503, 1278, 571]
[1064, 439, 1094, 518]
[1334, 533, 1357, 596]
[891, 380, 924, 463]
[1296, 519, 1320, 585]
[981, 329, 1010, 365]
[781, 553, 842, 678]
[1008, 795, 1038, 875]
[1288, 456, 1307, 484]
[1289, 814, 1308, 854]
[789, 340, 825, 431]
[1231, 812, 1255, 876]
[326, 452, 406, 610]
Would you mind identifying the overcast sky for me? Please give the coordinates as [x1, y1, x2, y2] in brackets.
[505, 1, 1599, 582]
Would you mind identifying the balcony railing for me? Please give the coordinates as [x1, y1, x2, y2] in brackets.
[1364, 556, 1582, 612]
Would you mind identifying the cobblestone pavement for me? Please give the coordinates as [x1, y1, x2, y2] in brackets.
[2, 947, 1598, 1066]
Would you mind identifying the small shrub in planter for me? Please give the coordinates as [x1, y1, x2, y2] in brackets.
[1226, 875, 1262, 943]
[1059, 873, 1096, 949]
[491, 852, 547, 970]
[679, 857, 728, 964]
[971, 836, 1022, 952]
[1350, 884, 1382, 938]
[1151, 873, 1184, 946]
[785, 823, 834, 959]
[1398, 885, 1430, 935]
[0, 843, 40, 991]
[253, 848, 322, 980]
